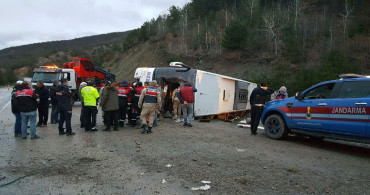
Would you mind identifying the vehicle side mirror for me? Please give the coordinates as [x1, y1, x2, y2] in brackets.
[295, 92, 303, 100]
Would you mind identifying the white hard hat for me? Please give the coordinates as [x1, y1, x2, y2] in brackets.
[16, 80, 23, 84]
[80, 82, 87, 86]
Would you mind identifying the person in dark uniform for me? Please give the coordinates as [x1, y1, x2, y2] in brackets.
[78, 82, 87, 128]
[11, 83, 22, 137]
[35, 81, 50, 127]
[249, 82, 274, 135]
[117, 80, 132, 127]
[56, 78, 76, 136]
[50, 80, 60, 124]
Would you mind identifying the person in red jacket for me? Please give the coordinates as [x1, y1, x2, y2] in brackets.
[15, 82, 40, 139]
[131, 82, 145, 126]
[177, 83, 197, 127]
[117, 80, 133, 127]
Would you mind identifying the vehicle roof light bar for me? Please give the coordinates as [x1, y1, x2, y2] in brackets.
[339, 74, 368, 79]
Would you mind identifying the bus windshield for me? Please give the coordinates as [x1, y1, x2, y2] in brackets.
[32, 72, 60, 83]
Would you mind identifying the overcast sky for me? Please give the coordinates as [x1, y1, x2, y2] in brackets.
[0, 0, 188, 50]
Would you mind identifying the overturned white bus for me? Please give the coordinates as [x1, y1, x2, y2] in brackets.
[134, 62, 257, 117]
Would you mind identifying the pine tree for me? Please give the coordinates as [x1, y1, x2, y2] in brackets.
[221, 20, 247, 50]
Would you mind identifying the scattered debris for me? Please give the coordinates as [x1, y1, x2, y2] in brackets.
[0, 175, 6, 181]
[239, 120, 247, 124]
[191, 184, 211, 191]
[207, 162, 213, 166]
[236, 148, 246, 152]
[165, 164, 174, 168]
[140, 172, 144, 176]
[162, 179, 167, 184]
[192, 159, 198, 161]
[286, 168, 299, 173]
[237, 124, 264, 130]
[191, 181, 212, 191]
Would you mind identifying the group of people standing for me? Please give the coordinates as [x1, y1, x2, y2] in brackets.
[77, 79, 198, 134]
[10, 77, 199, 139]
[11, 78, 76, 139]
[11, 77, 285, 139]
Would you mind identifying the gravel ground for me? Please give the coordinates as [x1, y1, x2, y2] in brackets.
[0, 104, 369, 195]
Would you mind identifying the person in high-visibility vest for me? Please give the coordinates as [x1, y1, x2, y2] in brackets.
[81, 82, 100, 132]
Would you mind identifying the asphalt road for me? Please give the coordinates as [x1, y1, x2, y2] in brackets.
[0, 87, 12, 114]
[0, 87, 369, 194]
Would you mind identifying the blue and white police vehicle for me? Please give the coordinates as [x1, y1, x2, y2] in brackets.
[261, 74, 370, 143]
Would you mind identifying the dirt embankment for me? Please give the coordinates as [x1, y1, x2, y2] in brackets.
[102, 36, 281, 82]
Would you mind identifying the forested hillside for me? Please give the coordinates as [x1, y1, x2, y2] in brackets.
[114, 0, 369, 93]
[2, 0, 369, 93]
[0, 32, 128, 84]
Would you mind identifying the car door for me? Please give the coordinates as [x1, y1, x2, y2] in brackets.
[290, 82, 337, 132]
[329, 80, 370, 136]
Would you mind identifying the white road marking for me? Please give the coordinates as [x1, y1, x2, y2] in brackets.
[0, 101, 11, 113]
